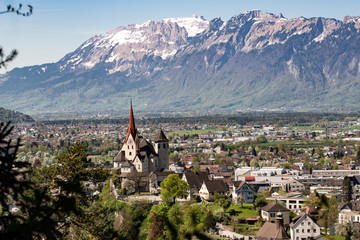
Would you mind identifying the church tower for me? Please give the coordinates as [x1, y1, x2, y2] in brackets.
[114, 102, 169, 172]
[121, 101, 138, 160]
[154, 129, 169, 171]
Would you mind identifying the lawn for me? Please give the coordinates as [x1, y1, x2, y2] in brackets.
[323, 235, 345, 240]
[226, 203, 258, 218]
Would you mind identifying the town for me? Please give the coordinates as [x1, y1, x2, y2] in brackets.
[4, 107, 360, 240]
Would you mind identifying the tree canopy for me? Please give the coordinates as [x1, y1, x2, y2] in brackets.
[160, 174, 189, 204]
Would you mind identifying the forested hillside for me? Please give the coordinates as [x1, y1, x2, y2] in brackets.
[0, 107, 34, 123]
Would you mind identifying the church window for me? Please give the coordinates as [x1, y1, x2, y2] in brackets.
[127, 145, 129, 149]
[163, 143, 166, 148]
[132, 145, 134, 149]
[129, 152, 132, 156]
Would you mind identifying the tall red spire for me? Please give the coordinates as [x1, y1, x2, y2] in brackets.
[125, 101, 137, 143]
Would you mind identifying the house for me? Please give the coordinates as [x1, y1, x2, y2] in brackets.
[261, 200, 290, 226]
[231, 180, 255, 203]
[182, 172, 209, 199]
[289, 212, 323, 240]
[113, 102, 169, 172]
[199, 179, 228, 201]
[338, 201, 360, 224]
[255, 212, 290, 240]
[268, 194, 307, 212]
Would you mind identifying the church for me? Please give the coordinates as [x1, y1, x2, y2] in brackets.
[113, 103, 169, 172]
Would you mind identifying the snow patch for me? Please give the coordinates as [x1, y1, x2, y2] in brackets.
[164, 15, 209, 37]
[313, 32, 326, 42]
[154, 49, 178, 59]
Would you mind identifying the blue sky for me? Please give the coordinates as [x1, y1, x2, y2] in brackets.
[1, 0, 359, 73]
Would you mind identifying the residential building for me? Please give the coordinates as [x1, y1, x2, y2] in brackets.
[182, 171, 209, 199]
[261, 200, 290, 226]
[268, 194, 307, 212]
[289, 212, 322, 240]
[231, 181, 255, 203]
[338, 201, 360, 224]
[199, 179, 228, 201]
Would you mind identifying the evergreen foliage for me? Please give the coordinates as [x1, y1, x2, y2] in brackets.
[342, 176, 353, 203]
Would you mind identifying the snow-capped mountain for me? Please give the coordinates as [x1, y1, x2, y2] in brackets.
[59, 15, 208, 74]
[2, 10, 360, 114]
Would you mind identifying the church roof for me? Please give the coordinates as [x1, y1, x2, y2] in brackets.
[125, 101, 138, 143]
[114, 150, 128, 162]
[121, 160, 133, 167]
[154, 129, 169, 142]
[138, 138, 158, 157]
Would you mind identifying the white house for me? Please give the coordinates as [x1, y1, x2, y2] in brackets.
[289, 212, 322, 240]
[199, 179, 228, 201]
[338, 201, 360, 224]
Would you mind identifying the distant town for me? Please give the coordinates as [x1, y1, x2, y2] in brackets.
[4, 108, 360, 239]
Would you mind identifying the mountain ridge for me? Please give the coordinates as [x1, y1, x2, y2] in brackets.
[2, 10, 360, 114]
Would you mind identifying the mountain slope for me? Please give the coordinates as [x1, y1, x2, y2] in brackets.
[1, 11, 360, 114]
[0, 107, 34, 123]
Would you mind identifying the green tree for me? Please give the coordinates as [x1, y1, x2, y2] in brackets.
[160, 174, 189, 204]
[336, 222, 354, 240]
[0, 123, 93, 239]
[181, 204, 212, 240]
[317, 197, 338, 234]
[193, 164, 200, 172]
[342, 176, 353, 202]
[214, 193, 232, 210]
[254, 194, 268, 213]
[257, 135, 267, 143]
[304, 191, 322, 208]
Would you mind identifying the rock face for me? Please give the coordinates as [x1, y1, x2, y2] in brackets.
[2, 10, 360, 114]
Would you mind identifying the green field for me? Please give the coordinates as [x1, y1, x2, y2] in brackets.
[288, 126, 324, 131]
[166, 128, 223, 137]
